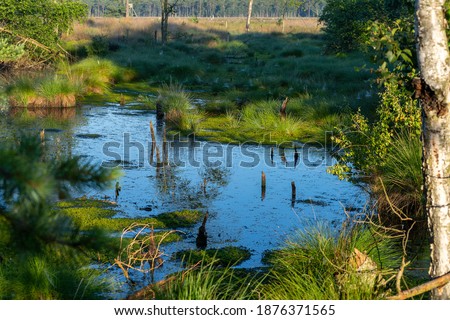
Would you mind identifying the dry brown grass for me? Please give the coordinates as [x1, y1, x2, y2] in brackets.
[66, 17, 322, 42]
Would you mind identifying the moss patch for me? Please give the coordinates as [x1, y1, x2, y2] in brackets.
[191, 115, 328, 145]
[56, 199, 202, 232]
[174, 246, 251, 267]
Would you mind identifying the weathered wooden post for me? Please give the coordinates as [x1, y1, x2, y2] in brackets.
[115, 181, 121, 201]
[294, 146, 300, 167]
[202, 178, 207, 196]
[155, 146, 162, 167]
[291, 181, 296, 207]
[149, 121, 156, 164]
[196, 211, 208, 249]
[163, 126, 168, 165]
[261, 171, 266, 201]
[270, 147, 274, 164]
[280, 97, 289, 121]
[156, 101, 164, 120]
[280, 146, 286, 163]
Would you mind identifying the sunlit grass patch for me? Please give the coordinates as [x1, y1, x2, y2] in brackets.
[174, 246, 252, 267]
[262, 223, 401, 300]
[56, 199, 202, 232]
[152, 260, 261, 300]
[6, 75, 80, 108]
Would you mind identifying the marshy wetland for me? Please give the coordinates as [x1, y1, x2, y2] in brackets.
[2, 17, 426, 300]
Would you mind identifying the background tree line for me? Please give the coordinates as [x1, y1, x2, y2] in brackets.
[83, 0, 326, 18]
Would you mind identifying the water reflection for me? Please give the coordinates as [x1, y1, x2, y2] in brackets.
[2, 104, 368, 273]
[9, 107, 77, 120]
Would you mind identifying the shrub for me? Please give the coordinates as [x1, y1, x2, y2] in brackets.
[86, 35, 109, 57]
[0, 38, 25, 63]
[329, 80, 421, 180]
[0, 0, 87, 61]
[319, 0, 413, 52]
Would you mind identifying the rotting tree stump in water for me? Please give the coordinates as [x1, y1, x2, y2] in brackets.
[261, 171, 266, 201]
[291, 181, 296, 207]
[149, 121, 156, 164]
[156, 101, 164, 120]
[196, 212, 208, 250]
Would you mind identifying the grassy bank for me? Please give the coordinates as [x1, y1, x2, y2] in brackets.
[130, 221, 427, 300]
[4, 58, 134, 108]
[3, 17, 376, 144]
[57, 17, 376, 144]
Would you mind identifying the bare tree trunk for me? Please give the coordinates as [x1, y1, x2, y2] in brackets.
[125, 0, 129, 18]
[161, 0, 168, 44]
[246, 0, 254, 32]
[416, 0, 450, 299]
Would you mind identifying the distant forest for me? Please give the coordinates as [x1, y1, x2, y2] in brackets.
[83, 0, 325, 18]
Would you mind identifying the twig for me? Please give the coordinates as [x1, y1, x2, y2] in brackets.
[388, 272, 450, 300]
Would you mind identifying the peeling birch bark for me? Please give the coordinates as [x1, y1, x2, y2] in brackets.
[416, 0, 450, 299]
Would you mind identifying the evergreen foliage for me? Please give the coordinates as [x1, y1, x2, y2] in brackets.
[0, 135, 120, 298]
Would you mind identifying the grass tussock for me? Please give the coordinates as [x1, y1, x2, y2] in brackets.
[157, 82, 205, 134]
[153, 260, 261, 300]
[375, 133, 423, 219]
[262, 223, 401, 300]
[5, 58, 134, 108]
[7, 75, 80, 108]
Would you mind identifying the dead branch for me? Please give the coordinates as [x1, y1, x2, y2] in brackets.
[388, 272, 450, 300]
[0, 27, 53, 53]
[114, 223, 179, 280]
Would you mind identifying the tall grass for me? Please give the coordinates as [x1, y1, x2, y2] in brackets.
[241, 100, 304, 138]
[7, 75, 80, 108]
[157, 82, 204, 133]
[67, 57, 135, 94]
[262, 223, 401, 300]
[154, 260, 261, 300]
[5, 58, 134, 108]
[377, 132, 423, 217]
[0, 254, 110, 299]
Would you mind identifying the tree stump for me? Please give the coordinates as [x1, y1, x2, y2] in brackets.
[280, 97, 289, 121]
[196, 212, 208, 249]
[156, 101, 164, 120]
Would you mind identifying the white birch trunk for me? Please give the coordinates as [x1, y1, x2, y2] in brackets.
[416, 0, 450, 299]
[246, 0, 254, 32]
